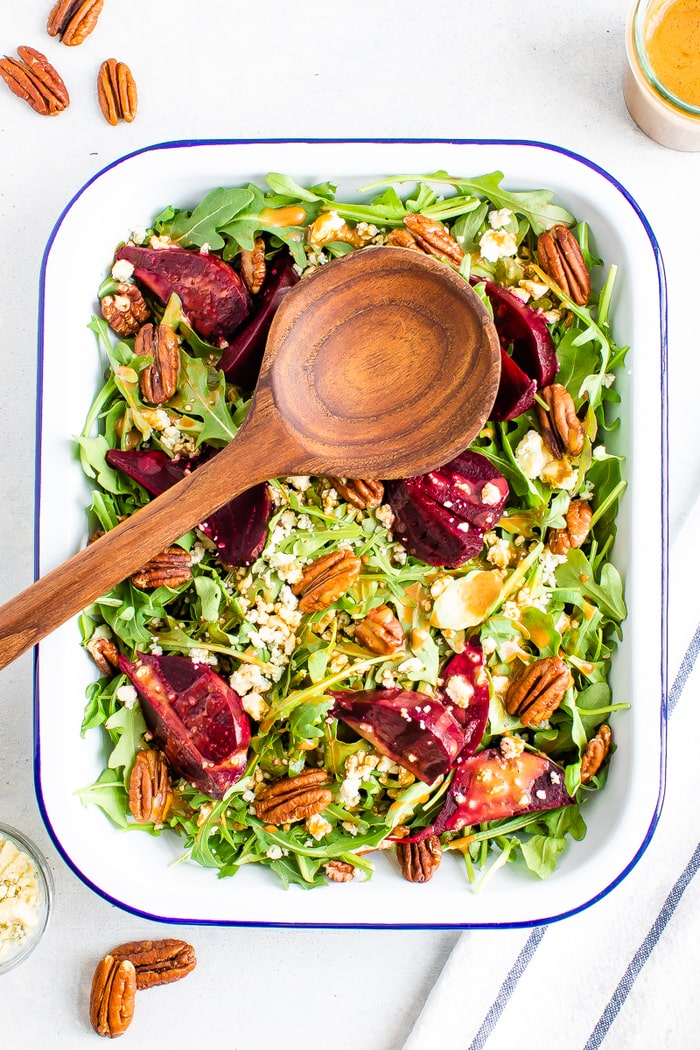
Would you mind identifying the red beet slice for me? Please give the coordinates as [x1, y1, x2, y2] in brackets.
[387, 480, 485, 567]
[437, 638, 490, 756]
[490, 347, 537, 421]
[477, 278, 558, 388]
[217, 253, 299, 389]
[331, 688, 465, 784]
[405, 746, 572, 841]
[115, 245, 250, 346]
[420, 450, 509, 530]
[385, 451, 509, 568]
[120, 653, 251, 799]
[106, 447, 272, 566]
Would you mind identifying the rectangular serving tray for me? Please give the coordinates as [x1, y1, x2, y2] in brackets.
[34, 139, 667, 928]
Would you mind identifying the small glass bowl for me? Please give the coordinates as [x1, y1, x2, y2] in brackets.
[0, 822, 53, 975]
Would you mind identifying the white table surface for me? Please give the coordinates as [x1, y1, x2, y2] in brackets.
[1, 1, 697, 1045]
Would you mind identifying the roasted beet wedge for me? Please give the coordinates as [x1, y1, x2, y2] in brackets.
[478, 278, 558, 389]
[106, 447, 272, 567]
[385, 451, 509, 568]
[120, 653, 251, 799]
[331, 688, 464, 784]
[115, 246, 250, 346]
[420, 450, 509, 530]
[490, 347, 537, 422]
[437, 639, 490, 756]
[217, 253, 299, 389]
[406, 746, 572, 841]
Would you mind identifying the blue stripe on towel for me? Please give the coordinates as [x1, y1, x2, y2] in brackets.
[464, 619, 700, 1048]
[583, 841, 700, 1049]
[668, 621, 700, 715]
[467, 927, 547, 1050]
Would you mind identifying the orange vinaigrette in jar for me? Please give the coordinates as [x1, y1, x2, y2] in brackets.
[624, 0, 700, 149]
[645, 0, 700, 106]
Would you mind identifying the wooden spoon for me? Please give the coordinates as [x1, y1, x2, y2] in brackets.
[0, 246, 500, 669]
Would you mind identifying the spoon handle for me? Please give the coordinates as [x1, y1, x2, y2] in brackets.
[0, 407, 303, 670]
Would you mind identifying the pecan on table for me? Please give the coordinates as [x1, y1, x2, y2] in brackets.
[328, 477, 384, 510]
[239, 236, 266, 294]
[134, 322, 180, 404]
[97, 58, 137, 125]
[86, 632, 120, 676]
[47, 0, 104, 45]
[253, 769, 332, 825]
[548, 499, 593, 555]
[0, 46, 69, 116]
[89, 954, 136, 1038]
[505, 656, 572, 727]
[580, 724, 612, 784]
[110, 939, 196, 990]
[128, 748, 173, 826]
[292, 549, 362, 613]
[130, 547, 192, 590]
[101, 283, 151, 337]
[537, 225, 591, 306]
[403, 214, 464, 267]
[396, 836, 442, 883]
[355, 604, 405, 656]
[536, 383, 585, 459]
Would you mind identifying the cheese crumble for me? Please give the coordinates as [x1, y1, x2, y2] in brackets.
[0, 838, 41, 961]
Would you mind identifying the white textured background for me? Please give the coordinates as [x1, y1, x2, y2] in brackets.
[0, 1, 697, 1045]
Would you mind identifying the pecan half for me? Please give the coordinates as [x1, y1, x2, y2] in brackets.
[89, 954, 136, 1038]
[403, 214, 464, 267]
[0, 46, 69, 115]
[355, 604, 405, 655]
[537, 225, 591, 306]
[254, 769, 332, 825]
[505, 656, 572, 727]
[128, 748, 173, 826]
[110, 939, 196, 990]
[386, 228, 422, 251]
[548, 499, 593, 555]
[328, 477, 384, 510]
[86, 633, 120, 676]
[101, 283, 151, 337]
[324, 860, 355, 883]
[292, 549, 362, 613]
[47, 0, 104, 45]
[131, 547, 192, 590]
[396, 836, 442, 883]
[134, 322, 180, 404]
[580, 724, 612, 784]
[536, 383, 585, 459]
[240, 236, 266, 294]
[97, 58, 137, 125]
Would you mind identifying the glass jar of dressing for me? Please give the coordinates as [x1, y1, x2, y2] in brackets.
[624, 0, 700, 149]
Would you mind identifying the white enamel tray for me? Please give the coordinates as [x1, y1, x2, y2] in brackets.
[34, 140, 667, 928]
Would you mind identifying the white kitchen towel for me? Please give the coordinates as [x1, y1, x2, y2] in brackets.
[404, 501, 700, 1050]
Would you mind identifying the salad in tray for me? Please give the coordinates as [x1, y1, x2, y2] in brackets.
[76, 170, 628, 891]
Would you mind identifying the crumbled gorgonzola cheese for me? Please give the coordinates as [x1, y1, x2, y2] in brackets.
[0, 838, 41, 961]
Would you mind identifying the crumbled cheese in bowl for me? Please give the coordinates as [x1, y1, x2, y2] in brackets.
[0, 826, 52, 972]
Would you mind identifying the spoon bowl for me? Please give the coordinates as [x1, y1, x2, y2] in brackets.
[264, 246, 500, 477]
[0, 245, 500, 668]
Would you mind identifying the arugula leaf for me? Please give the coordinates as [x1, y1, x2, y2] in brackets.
[554, 549, 627, 621]
[170, 188, 254, 250]
[265, 173, 326, 202]
[105, 703, 148, 772]
[75, 769, 129, 828]
[168, 353, 237, 445]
